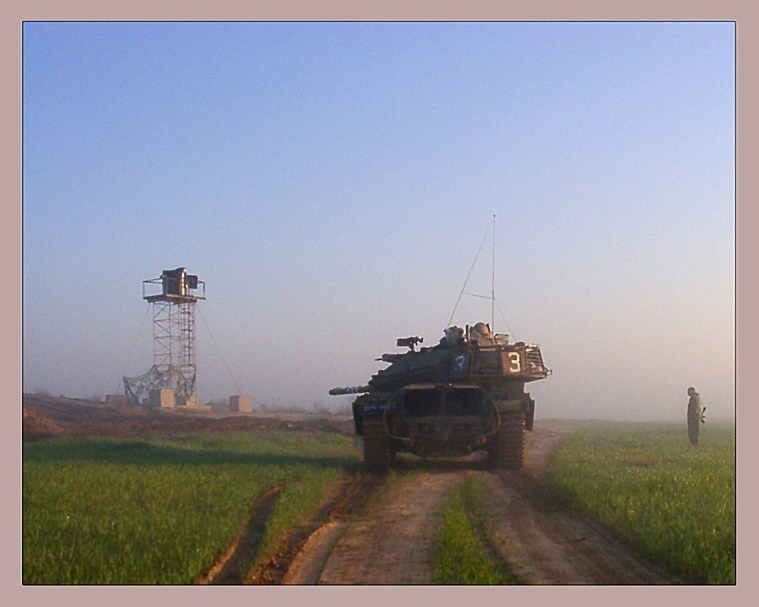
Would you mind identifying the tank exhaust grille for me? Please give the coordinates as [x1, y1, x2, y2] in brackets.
[524, 347, 545, 370]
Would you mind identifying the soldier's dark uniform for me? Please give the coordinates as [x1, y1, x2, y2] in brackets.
[687, 387, 704, 446]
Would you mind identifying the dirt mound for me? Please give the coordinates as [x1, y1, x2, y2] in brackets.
[23, 408, 65, 441]
[21, 394, 355, 440]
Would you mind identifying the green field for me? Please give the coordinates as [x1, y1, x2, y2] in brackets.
[544, 420, 736, 584]
[23, 420, 736, 585]
[22, 432, 358, 584]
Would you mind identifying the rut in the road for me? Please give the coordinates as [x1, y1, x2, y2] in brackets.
[248, 474, 382, 584]
[473, 471, 676, 585]
[199, 486, 283, 585]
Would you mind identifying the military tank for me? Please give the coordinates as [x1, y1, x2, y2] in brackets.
[330, 322, 551, 473]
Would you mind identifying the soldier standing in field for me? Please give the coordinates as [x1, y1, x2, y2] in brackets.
[687, 387, 705, 446]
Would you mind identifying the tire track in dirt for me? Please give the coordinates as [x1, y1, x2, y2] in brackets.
[474, 470, 675, 584]
[249, 474, 382, 584]
[475, 424, 678, 584]
[199, 486, 283, 585]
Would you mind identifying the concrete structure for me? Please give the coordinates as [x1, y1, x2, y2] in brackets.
[149, 388, 175, 408]
[229, 394, 254, 412]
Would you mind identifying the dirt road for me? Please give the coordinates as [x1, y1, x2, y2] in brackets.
[283, 422, 677, 585]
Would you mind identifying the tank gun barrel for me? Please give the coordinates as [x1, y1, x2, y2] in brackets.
[329, 385, 373, 396]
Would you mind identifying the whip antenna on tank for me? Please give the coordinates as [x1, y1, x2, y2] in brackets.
[447, 228, 489, 327]
[491, 214, 496, 332]
[447, 215, 498, 330]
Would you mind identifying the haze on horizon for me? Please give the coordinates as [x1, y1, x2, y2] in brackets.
[22, 21, 735, 422]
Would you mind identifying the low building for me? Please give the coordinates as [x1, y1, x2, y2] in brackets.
[229, 394, 253, 412]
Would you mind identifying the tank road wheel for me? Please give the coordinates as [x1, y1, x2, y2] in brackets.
[490, 412, 525, 470]
[363, 421, 392, 474]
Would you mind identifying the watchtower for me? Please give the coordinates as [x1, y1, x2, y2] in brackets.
[123, 268, 206, 405]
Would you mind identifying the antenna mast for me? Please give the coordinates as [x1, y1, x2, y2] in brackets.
[491, 214, 496, 332]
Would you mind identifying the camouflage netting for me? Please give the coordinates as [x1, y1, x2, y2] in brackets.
[123, 365, 196, 405]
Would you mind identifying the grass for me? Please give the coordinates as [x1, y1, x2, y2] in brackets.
[433, 478, 521, 584]
[24, 419, 736, 585]
[23, 432, 357, 584]
[544, 420, 735, 585]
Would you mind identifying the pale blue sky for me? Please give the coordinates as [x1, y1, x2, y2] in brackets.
[22, 21, 735, 420]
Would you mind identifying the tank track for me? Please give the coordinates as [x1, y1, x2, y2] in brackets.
[362, 421, 393, 474]
[488, 411, 525, 470]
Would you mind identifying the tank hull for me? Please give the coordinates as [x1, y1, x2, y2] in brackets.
[353, 383, 535, 473]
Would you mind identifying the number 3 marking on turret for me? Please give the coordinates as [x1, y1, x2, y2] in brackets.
[508, 352, 521, 372]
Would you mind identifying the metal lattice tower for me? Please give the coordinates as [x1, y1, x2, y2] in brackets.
[123, 268, 205, 405]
